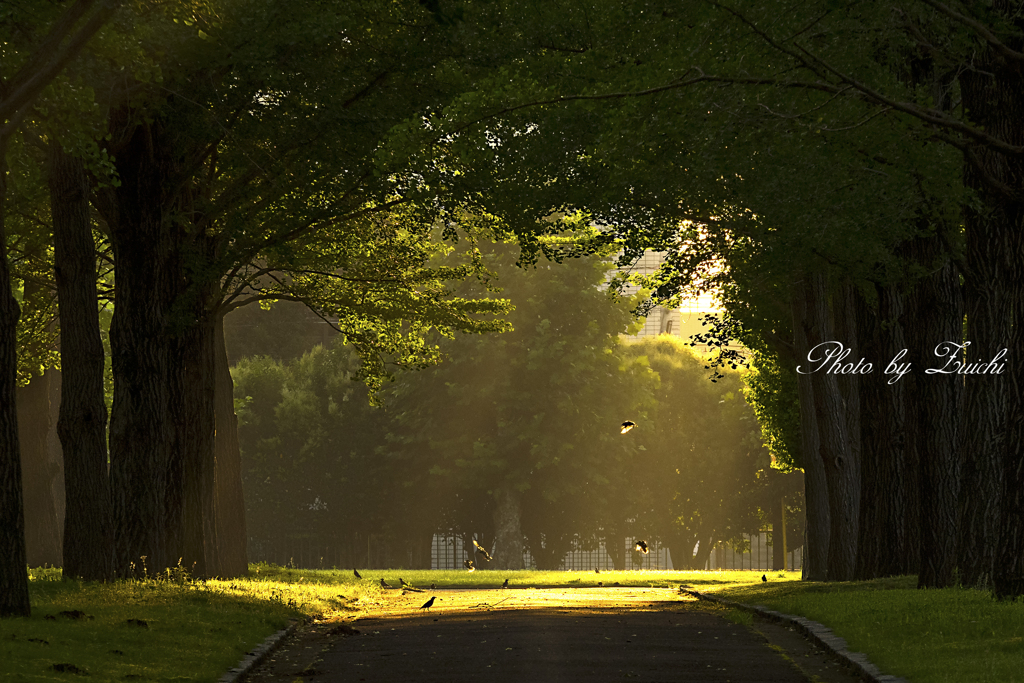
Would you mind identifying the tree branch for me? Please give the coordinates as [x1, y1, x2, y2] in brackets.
[0, 0, 121, 125]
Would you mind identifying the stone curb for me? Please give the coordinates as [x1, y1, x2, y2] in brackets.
[680, 587, 908, 683]
[217, 619, 302, 683]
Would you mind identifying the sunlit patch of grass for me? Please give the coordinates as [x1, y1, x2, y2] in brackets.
[716, 577, 1024, 683]
[319, 566, 798, 590]
[2, 565, 788, 681]
[2, 566, 383, 682]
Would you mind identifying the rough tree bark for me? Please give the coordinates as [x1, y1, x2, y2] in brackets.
[50, 143, 113, 581]
[802, 272, 859, 581]
[906, 234, 963, 589]
[100, 116, 188, 577]
[0, 147, 31, 616]
[17, 371, 62, 567]
[855, 283, 908, 579]
[792, 277, 829, 581]
[492, 482, 524, 570]
[211, 314, 248, 577]
[956, 16, 1024, 599]
[827, 280, 861, 581]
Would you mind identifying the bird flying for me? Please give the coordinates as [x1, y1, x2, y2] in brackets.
[353, 569, 362, 579]
[464, 559, 475, 572]
[473, 539, 493, 561]
[420, 596, 436, 610]
[620, 420, 636, 434]
[634, 540, 649, 554]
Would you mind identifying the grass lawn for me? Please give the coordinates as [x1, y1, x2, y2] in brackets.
[5, 566, 1022, 682]
[1, 565, 772, 681]
[710, 575, 1024, 683]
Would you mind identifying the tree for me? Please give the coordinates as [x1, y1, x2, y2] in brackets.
[622, 335, 775, 570]
[380, 243, 647, 570]
[1, 0, 121, 617]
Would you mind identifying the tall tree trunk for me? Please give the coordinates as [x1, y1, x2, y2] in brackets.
[17, 371, 62, 568]
[997, 226, 1024, 599]
[603, 529, 624, 570]
[492, 482, 524, 569]
[957, 27, 1024, 598]
[101, 118, 185, 577]
[50, 144, 113, 581]
[958, 64, 1010, 590]
[212, 314, 247, 577]
[0, 144, 31, 616]
[772, 496, 786, 571]
[828, 280, 861, 581]
[693, 532, 715, 571]
[957, 186, 1007, 587]
[906, 234, 963, 589]
[855, 283, 908, 579]
[177, 311, 216, 578]
[792, 278, 829, 580]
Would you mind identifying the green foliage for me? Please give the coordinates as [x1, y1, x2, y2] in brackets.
[719, 577, 1024, 683]
[743, 349, 801, 471]
[233, 344, 388, 554]
[234, 243, 780, 570]
[621, 335, 771, 564]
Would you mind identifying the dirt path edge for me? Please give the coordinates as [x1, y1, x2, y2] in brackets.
[679, 587, 908, 683]
[218, 619, 304, 683]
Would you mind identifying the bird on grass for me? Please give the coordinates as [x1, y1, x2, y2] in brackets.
[353, 569, 362, 579]
[420, 596, 436, 610]
[762, 574, 767, 583]
[430, 583, 436, 590]
[380, 578, 393, 589]
[501, 578, 509, 589]
[399, 578, 411, 587]
[464, 559, 475, 572]
[473, 539, 493, 562]
[620, 420, 637, 434]
[634, 540, 649, 554]
[595, 568, 601, 574]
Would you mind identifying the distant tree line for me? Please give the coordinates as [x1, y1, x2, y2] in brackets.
[232, 250, 801, 570]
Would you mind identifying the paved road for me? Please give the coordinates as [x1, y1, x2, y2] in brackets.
[244, 588, 863, 683]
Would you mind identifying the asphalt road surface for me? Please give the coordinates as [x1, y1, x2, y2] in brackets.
[243, 587, 866, 683]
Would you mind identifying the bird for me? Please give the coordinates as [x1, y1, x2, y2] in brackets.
[420, 596, 436, 610]
[634, 540, 649, 554]
[430, 583, 436, 590]
[380, 578, 392, 589]
[620, 420, 636, 434]
[473, 539, 493, 561]
[464, 559, 475, 572]
[762, 574, 767, 583]
[595, 568, 601, 574]
[501, 578, 509, 589]
[353, 569, 362, 579]
[399, 578, 411, 587]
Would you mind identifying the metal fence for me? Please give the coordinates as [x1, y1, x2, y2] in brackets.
[430, 535, 673, 570]
[707, 532, 803, 572]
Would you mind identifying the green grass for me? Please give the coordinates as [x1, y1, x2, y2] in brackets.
[22, 566, 1018, 683]
[2, 565, 772, 681]
[1, 565, 377, 682]
[337, 566, 800, 590]
[712, 576, 1024, 683]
